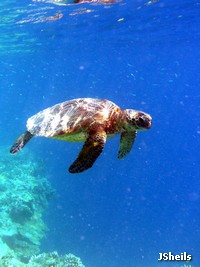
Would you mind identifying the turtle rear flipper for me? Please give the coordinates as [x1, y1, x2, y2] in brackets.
[10, 131, 33, 154]
[69, 130, 107, 173]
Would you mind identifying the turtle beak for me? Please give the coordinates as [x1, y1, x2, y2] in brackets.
[146, 114, 152, 129]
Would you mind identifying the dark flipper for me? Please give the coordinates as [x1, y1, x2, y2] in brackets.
[69, 130, 107, 173]
[118, 131, 137, 159]
[10, 131, 33, 154]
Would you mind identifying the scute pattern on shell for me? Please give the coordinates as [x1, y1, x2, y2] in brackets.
[27, 98, 119, 137]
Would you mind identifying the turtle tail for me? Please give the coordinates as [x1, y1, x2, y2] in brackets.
[10, 131, 33, 154]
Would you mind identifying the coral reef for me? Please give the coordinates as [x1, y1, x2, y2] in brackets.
[0, 252, 85, 267]
[29, 252, 85, 267]
[0, 147, 55, 261]
[0, 147, 85, 267]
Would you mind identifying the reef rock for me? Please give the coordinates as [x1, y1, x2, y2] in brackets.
[0, 251, 85, 267]
[0, 147, 85, 267]
[0, 147, 55, 261]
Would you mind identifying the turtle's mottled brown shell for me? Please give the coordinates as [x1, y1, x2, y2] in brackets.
[27, 98, 121, 141]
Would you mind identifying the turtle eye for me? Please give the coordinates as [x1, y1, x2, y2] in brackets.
[137, 116, 147, 127]
[136, 114, 151, 129]
[138, 117, 145, 124]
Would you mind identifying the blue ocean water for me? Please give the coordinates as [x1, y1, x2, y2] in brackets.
[0, 0, 200, 266]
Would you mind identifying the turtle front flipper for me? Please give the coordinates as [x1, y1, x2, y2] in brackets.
[118, 131, 137, 159]
[10, 131, 33, 154]
[69, 130, 107, 173]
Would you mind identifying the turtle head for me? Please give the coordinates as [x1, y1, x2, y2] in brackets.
[124, 109, 152, 131]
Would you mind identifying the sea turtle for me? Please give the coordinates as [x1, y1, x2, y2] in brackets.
[10, 98, 152, 173]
